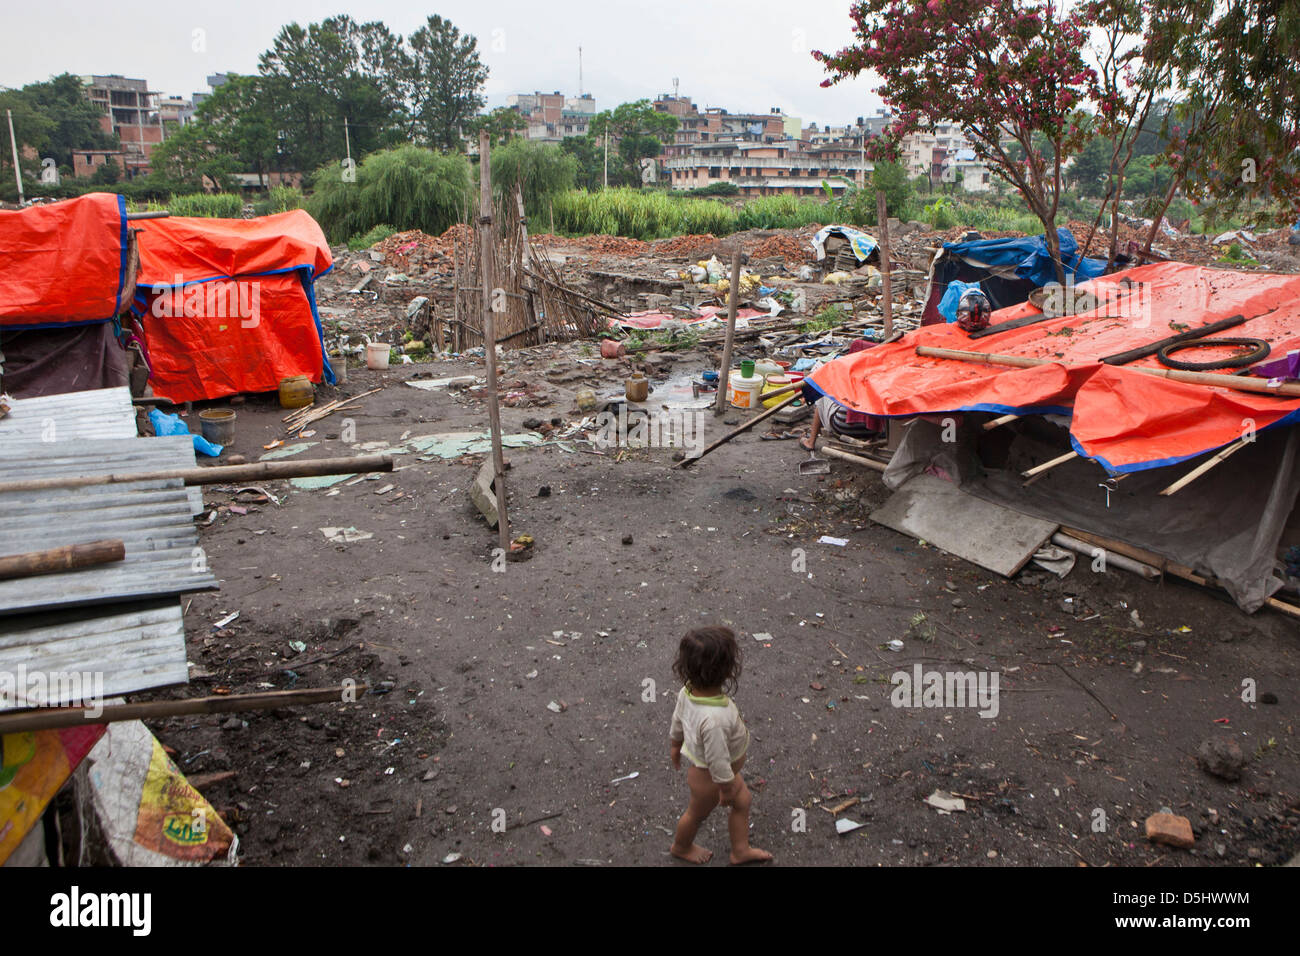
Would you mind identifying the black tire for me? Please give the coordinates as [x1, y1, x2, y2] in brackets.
[1156, 337, 1271, 371]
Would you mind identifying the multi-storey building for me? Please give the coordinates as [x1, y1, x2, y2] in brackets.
[80, 74, 161, 178]
[507, 91, 597, 143]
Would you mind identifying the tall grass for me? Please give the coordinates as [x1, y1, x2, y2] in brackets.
[552, 188, 737, 239]
[167, 193, 243, 218]
[735, 195, 825, 231]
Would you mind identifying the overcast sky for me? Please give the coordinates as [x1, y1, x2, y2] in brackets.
[0, 0, 885, 128]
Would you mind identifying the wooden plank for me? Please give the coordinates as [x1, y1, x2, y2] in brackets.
[870, 474, 1057, 576]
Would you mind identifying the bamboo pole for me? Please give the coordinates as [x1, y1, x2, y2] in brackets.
[983, 413, 1020, 431]
[0, 539, 125, 580]
[678, 393, 800, 468]
[877, 191, 893, 340]
[1021, 450, 1080, 481]
[478, 130, 510, 555]
[0, 454, 393, 495]
[714, 249, 743, 417]
[1158, 437, 1251, 496]
[915, 345, 1300, 397]
[821, 445, 888, 473]
[0, 684, 364, 735]
[1059, 525, 1300, 621]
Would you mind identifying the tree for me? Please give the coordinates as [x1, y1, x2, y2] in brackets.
[816, 1, 1101, 284]
[258, 16, 408, 172]
[871, 159, 912, 214]
[490, 139, 578, 218]
[150, 74, 273, 189]
[560, 135, 605, 190]
[305, 144, 473, 243]
[0, 73, 117, 180]
[1140, 1, 1300, 246]
[589, 100, 678, 188]
[468, 107, 528, 149]
[407, 15, 488, 151]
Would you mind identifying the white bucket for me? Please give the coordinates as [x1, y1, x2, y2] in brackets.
[728, 370, 764, 410]
[365, 342, 391, 370]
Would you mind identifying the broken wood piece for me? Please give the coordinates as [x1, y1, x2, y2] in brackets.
[0, 684, 368, 735]
[982, 413, 1020, 431]
[0, 539, 125, 581]
[1021, 450, 1079, 483]
[1158, 437, 1250, 496]
[677, 393, 801, 468]
[820, 446, 888, 472]
[713, 249, 743, 417]
[1051, 532, 1160, 580]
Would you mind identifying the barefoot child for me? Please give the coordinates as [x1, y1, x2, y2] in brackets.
[668, 627, 772, 865]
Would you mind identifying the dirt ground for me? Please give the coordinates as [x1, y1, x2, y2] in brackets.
[145, 354, 1300, 868]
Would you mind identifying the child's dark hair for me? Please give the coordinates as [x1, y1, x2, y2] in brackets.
[673, 626, 742, 695]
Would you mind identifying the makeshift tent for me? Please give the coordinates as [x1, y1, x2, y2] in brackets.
[922, 227, 1110, 325]
[807, 261, 1300, 610]
[0, 193, 132, 397]
[131, 210, 335, 403]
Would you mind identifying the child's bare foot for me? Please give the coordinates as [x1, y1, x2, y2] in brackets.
[671, 842, 713, 864]
[730, 846, 773, 865]
[799, 437, 816, 451]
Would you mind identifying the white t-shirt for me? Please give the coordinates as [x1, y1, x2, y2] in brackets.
[670, 686, 750, 783]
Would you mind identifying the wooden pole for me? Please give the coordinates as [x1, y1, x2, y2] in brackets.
[1021, 450, 1079, 480]
[915, 345, 1300, 397]
[679, 393, 799, 468]
[0, 539, 125, 580]
[876, 191, 893, 340]
[982, 413, 1020, 431]
[479, 130, 511, 556]
[714, 249, 744, 416]
[0, 454, 392, 495]
[821, 445, 888, 472]
[0, 684, 364, 735]
[1158, 437, 1250, 496]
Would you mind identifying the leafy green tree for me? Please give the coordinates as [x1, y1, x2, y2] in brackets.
[468, 107, 528, 149]
[407, 15, 488, 151]
[589, 100, 678, 187]
[871, 159, 912, 214]
[490, 139, 577, 218]
[560, 135, 605, 190]
[258, 16, 408, 172]
[305, 144, 472, 243]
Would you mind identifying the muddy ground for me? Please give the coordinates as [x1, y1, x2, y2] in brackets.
[144, 352, 1299, 867]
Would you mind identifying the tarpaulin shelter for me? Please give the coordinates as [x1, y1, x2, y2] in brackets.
[0, 193, 132, 396]
[922, 227, 1110, 326]
[131, 210, 335, 403]
[808, 262, 1300, 610]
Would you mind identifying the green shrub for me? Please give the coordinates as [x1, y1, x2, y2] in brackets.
[268, 185, 304, 214]
[490, 140, 577, 220]
[347, 224, 398, 251]
[306, 145, 473, 244]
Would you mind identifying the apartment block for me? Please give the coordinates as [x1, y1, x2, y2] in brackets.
[506, 91, 597, 142]
[80, 74, 162, 177]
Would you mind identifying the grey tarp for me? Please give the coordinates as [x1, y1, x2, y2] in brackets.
[883, 417, 1300, 612]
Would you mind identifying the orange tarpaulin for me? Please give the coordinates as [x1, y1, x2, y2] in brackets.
[131, 210, 334, 403]
[808, 262, 1300, 472]
[0, 193, 127, 328]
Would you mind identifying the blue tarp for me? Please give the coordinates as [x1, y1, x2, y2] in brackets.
[942, 227, 1107, 287]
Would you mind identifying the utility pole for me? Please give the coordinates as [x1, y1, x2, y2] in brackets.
[344, 118, 352, 166]
[7, 109, 23, 204]
[603, 130, 608, 189]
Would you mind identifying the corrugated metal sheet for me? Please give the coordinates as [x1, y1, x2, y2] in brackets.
[0, 436, 204, 514]
[0, 386, 136, 444]
[0, 599, 187, 711]
[0, 476, 218, 616]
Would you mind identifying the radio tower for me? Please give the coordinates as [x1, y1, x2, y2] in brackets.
[578, 46, 583, 96]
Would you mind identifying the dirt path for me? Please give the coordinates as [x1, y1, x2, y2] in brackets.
[146, 360, 1299, 867]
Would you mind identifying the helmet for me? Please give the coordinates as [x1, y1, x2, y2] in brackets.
[956, 288, 992, 333]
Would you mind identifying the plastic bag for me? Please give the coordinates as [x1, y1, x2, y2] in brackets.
[149, 408, 222, 457]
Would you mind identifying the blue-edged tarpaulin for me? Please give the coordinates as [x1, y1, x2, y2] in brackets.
[129, 210, 335, 402]
[811, 225, 878, 264]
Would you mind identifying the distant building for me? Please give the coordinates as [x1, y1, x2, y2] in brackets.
[506, 90, 597, 142]
[80, 74, 162, 178]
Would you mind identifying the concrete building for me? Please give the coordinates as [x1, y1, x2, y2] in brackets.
[507, 91, 597, 142]
[664, 139, 871, 197]
[80, 74, 162, 178]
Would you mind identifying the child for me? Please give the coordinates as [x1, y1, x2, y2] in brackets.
[668, 626, 772, 865]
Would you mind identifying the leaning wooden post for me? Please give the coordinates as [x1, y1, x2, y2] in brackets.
[876, 191, 893, 340]
[478, 130, 510, 554]
[713, 248, 743, 416]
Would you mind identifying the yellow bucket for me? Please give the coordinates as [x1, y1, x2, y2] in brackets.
[762, 373, 795, 408]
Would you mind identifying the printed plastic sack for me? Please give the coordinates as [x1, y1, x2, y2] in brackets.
[76, 720, 237, 866]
